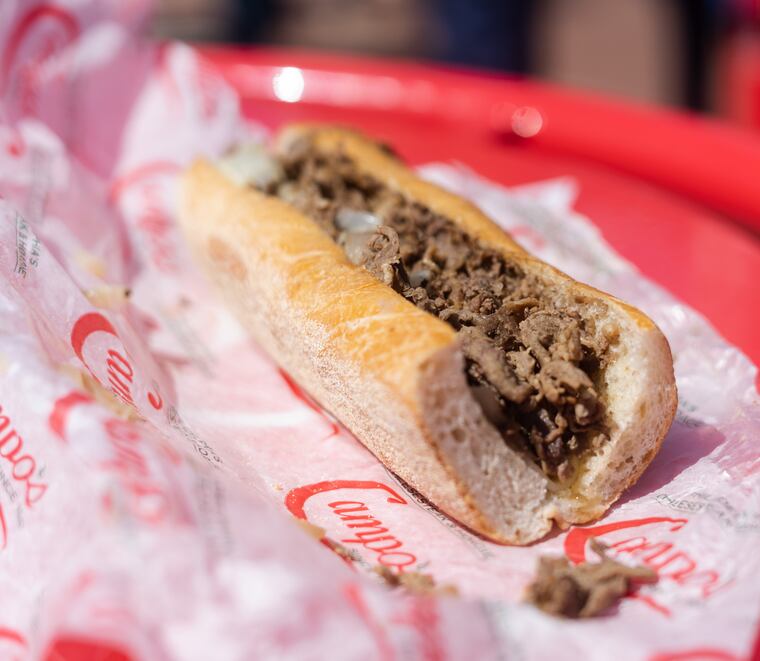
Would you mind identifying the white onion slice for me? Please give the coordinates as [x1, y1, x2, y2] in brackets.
[341, 230, 376, 265]
[217, 144, 283, 189]
[335, 208, 380, 233]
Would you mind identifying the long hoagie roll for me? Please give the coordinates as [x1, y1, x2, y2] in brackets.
[178, 124, 677, 544]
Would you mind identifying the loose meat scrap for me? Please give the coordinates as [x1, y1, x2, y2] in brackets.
[373, 566, 459, 597]
[524, 540, 657, 618]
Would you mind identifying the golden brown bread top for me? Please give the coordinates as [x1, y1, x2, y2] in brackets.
[187, 159, 458, 410]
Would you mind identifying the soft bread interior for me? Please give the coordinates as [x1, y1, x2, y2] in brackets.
[418, 343, 552, 542]
[178, 126, 677, 544]
[555, 302, 677, 523]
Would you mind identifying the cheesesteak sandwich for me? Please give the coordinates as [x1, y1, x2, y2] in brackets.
[179, 125, 677, 544]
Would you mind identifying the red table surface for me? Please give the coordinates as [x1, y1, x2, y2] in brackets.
[196, 47, 760, 661]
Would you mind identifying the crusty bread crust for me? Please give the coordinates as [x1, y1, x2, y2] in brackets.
[178, 125, 677, 544]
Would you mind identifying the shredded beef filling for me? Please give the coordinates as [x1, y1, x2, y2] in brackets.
[265, 142, 612, 481]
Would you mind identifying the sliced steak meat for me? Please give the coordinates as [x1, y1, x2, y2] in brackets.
[269, 142, 612, 481]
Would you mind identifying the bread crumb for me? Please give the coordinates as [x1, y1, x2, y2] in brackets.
[59, 365, 140, 421]
[332, 542, 361, 563]
[294, 518, 326, 541]
[291, 521, 364, 564]
[373, 565, 459, 596]
[74, 251, 107, 279]
[524, 540, 657, 618]
[84, 285, 131, 310]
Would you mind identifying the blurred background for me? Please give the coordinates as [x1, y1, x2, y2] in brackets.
[151, 0, 760, 131]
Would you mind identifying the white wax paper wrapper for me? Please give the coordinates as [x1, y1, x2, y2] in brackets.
[1, 2, 759, 660]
